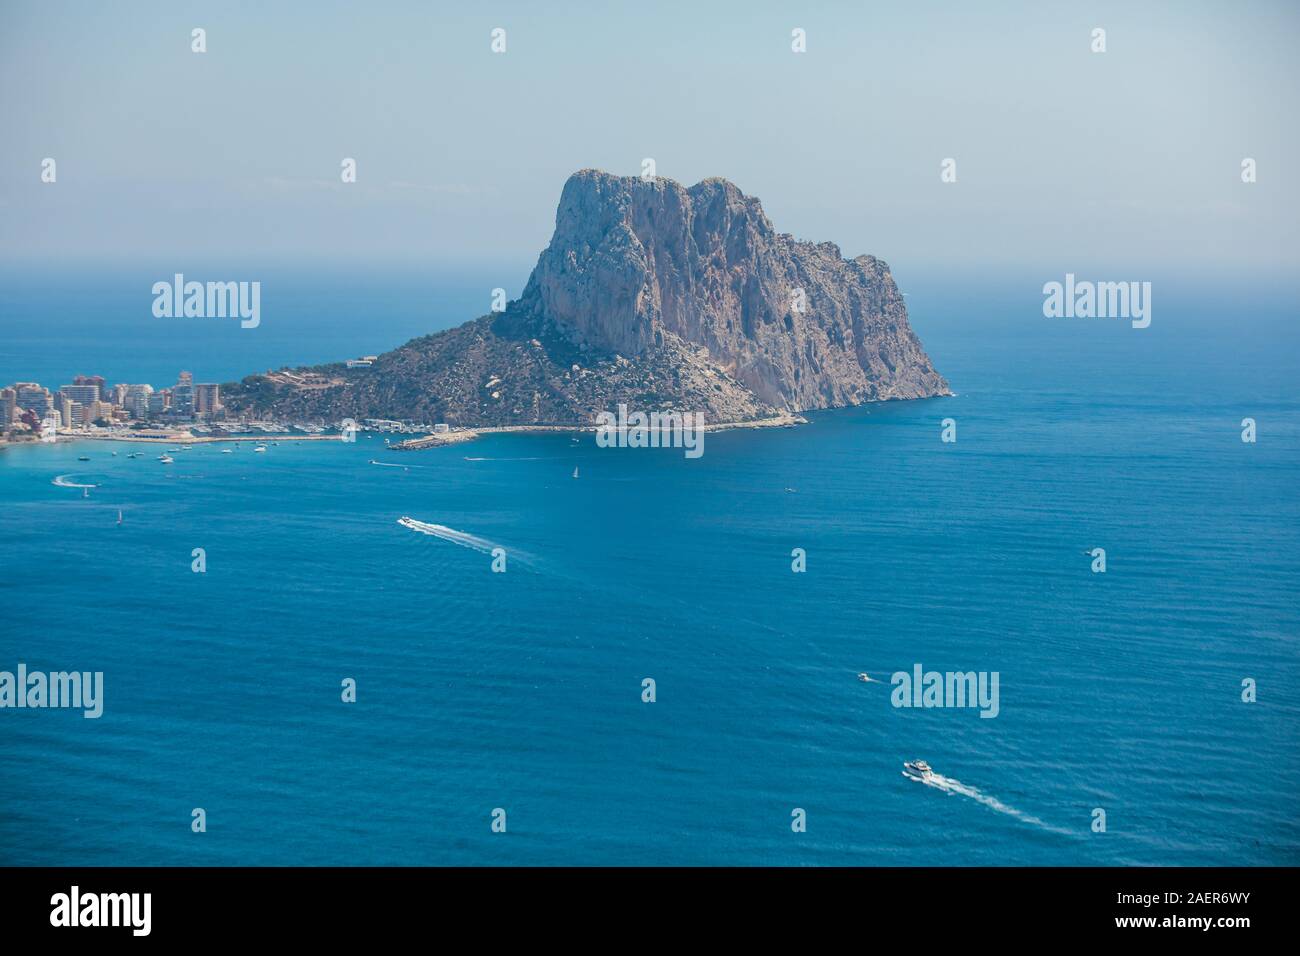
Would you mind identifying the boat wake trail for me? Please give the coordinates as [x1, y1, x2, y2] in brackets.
[53, 474, 97, 489]
[909, 771, 1075, 837]
[397, 516, 500, 555]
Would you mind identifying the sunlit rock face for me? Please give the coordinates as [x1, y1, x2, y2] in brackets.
[519, 169, 950, 410]
[221, 170, 948, 426]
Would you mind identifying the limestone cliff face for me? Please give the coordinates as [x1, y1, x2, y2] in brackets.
[221, 170, 948, 425]
[516, 170, 949, 409]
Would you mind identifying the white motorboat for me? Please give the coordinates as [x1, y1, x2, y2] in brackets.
[902, 760, 934, 781]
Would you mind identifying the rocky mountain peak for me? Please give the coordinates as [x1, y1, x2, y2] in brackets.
[516, 169, 947, 409]
[222, 170, 948, 426]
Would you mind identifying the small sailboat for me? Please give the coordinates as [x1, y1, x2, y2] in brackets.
[572, 466, 579, 479]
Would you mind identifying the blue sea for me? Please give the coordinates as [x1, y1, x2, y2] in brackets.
[2, 269, 1298, 865]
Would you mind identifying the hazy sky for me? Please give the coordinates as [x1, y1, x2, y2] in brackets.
[2, 0, 1297, 279]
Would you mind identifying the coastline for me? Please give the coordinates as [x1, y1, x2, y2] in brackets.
[2, 411, 809, 451]
[0, 433, 344, 449]
[81, 433, 343, 444]
[390, 411, 808, 450]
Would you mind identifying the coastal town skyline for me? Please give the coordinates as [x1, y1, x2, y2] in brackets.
[0, 348, 396, 441]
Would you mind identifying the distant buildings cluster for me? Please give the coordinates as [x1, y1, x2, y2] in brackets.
[0, 370, 222, 438]
[1, 365, 453, 441]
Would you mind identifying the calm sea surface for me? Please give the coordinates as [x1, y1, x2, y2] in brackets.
[1, 272, 1297, 864]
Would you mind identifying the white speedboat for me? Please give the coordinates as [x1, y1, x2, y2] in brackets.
[221, 448, 233, 454]
[857, 672, 873, 683]
[254, 445, 267, 453]
[902, 759, 933, 781]
[158, 455, 174, 463]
